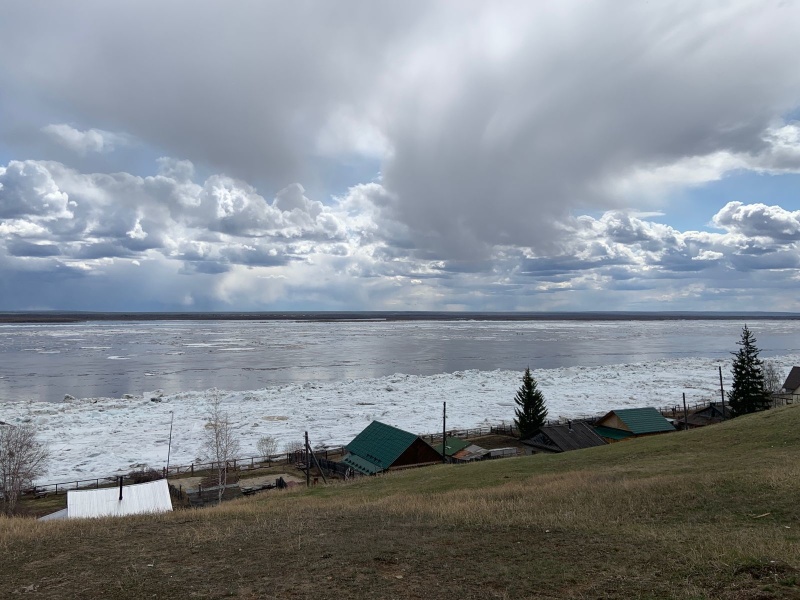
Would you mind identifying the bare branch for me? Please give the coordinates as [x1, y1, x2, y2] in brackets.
[0, 424, 49, 515]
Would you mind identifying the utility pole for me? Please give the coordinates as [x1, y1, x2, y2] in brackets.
[166, 411, 174, 479]
[305, 431, 310, 488]
[682, 392, 688, 431]
[442, 401, 447, 464]
[718, 365, 727, 419]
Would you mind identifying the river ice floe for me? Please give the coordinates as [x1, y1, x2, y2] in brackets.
[2, 352, 799, 483]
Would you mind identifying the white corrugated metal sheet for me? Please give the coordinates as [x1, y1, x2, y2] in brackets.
[67, 479, 172, 519]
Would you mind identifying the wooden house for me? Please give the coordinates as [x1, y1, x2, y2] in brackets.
[777, 366, 800, 403]
[594, 407, 675, 442]
[521, 421, 607, 454]
[341, 421, 442, 475]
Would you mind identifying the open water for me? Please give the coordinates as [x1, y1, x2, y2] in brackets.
[1, 318, 799, 403]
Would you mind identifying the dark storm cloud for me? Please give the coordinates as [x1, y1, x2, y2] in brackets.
[72, 242, 137, 260]
[2, 2, 800, 310]
[379, 3, 800, 256]
[656, 250, 718, 273]
[218, 245, 297, 268]
[729, 251, 800, 271]
[519, 255, 630, 277]
[179, 261, 231, 276]
[5, 238, 62, 258]
[0, 1, 420, 185]
[3, 2, 800, 262]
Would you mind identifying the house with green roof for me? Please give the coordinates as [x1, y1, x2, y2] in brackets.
[341, 421, 442, 475]
[593, 407, 675, 443]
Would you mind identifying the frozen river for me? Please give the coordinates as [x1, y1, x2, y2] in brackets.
[1, 318, 798, 481]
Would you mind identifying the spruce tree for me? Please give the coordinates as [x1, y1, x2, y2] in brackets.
[514, 367, 548, 439]
[728, 325, 771, 416]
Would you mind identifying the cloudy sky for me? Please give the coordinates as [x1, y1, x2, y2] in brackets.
[2, 1, 800, 312]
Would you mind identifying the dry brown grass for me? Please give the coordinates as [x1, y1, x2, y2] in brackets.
[1, 405, 799, 599]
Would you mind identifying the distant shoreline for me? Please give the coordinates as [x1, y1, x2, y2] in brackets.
[1, 311, 800, 324]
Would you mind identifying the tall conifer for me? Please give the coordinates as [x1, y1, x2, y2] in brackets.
[514, 367, 548, 438]
[728, 325, 771, 416]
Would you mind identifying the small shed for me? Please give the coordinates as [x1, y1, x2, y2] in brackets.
[779, 366, 800, 403]
[433, 436, 471, 458]
[341, 421, 442, 475]
[594, 407, 675, 443]
[451, 444, 489, 462]
[66, 479, 173, 519]
[521, 422, 607, 454]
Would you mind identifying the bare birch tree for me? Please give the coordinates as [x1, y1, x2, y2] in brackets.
[199, 393, 241, 504]
[0, 424, 49, 516]
[257, 436, 277, 461]
[763, 360, 784, 395]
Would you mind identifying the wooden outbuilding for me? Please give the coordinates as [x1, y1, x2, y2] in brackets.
[777, 366, 800, 403]
[433, 437, 490, 463]
[341, 421, 442, 475]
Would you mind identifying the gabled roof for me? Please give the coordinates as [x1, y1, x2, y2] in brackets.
[693, 402, 728, 419]
[601, 407, 675, 435]
[433, 436, 471, 457]
[345, 421, 421, 471]
[781, 366, 800, 392]
[522, 422, 607, 452]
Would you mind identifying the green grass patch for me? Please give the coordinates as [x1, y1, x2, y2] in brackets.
[2, 406, 799, 599]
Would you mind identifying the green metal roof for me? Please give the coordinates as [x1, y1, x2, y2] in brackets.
[345, 421, 420, 471]
[433, 436, 470, 457]
[593, 425, 633, 440]
[341, 453, 382, 475]
[612, 408, 675, 435]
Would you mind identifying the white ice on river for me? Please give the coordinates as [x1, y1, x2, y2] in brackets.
[3, 353, 799, 483]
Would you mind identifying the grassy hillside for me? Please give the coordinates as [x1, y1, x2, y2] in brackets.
[2, 406, 799, 599]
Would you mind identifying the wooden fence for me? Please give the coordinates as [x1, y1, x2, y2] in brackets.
[26, 405, 722, 497]
[28, 420, 527, 496]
